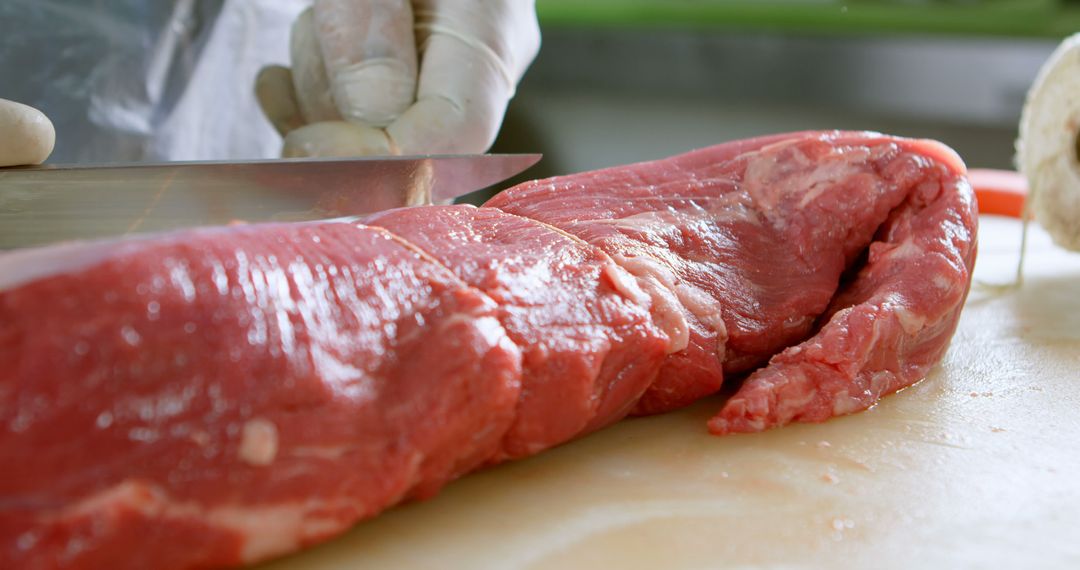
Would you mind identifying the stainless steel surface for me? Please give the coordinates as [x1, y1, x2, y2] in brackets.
[0, 153, 541, 250]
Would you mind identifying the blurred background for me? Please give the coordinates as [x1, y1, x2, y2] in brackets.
[1, 0, 1075, 178]
[489, 0, 1077, 185]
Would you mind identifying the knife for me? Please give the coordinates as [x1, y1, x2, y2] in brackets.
[0, 153, 541, 250]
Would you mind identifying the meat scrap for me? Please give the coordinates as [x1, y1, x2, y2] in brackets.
[0, 131, 977, 569]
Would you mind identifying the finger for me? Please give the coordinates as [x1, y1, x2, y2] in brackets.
[388, 0, 540, 154]
[282, 121, 395, 158]
[254, 65, 306, 136]
[313, 0, 417, 127]
[412, 0, 541, 82]
[0, 98, 55, 167]
[290, 7, 341, 123]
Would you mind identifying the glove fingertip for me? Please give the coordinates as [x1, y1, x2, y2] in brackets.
[0, 99, 55, 167]
[282, 121, 394, 158]
[255, 66, 306, 136]
[331, 59, 416, 127]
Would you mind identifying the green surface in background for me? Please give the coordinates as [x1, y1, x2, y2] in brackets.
[537, 0, 1080, 38]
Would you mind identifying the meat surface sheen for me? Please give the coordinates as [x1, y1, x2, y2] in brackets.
[0, 130, 977, 569]
[0, 223, 523, 569]
[487, 131, 975, 416]
[367, 205, 669, 459]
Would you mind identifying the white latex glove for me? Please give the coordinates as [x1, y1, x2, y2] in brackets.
[256, 0, 540, 157]
[0, 99, 55, 167]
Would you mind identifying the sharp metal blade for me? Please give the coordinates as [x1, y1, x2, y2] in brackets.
[0, 153, 541, 250]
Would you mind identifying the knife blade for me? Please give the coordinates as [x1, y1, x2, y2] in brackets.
[0, 153, 541, 250]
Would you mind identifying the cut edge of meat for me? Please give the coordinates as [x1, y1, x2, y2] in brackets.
[486, 130, 968, 419]
[708, 138, 977, 434]
[364, 205, 670, 462]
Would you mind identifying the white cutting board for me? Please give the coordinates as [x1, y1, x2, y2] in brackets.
[264, 215, 1080, 569]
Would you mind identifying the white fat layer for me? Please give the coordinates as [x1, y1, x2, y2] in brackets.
[239, 418, 279, 467]
[600, 262, 650, 307]
[673, 280, 728, 356]
[743, 142, 870, 212]
[868, 370, 893, 398]
[832, 371, 893, 416]
[771, 368, 817, 420]
[884, 239, 923, 261]
[490, 209, 658, 312]
[831, 390, 863, 416]
[598, 208, 745, 358]
[877, 292, 927, 336]
[57, 480, 351, 564]
[894, 305, 928, 335]
[610, 254, 690, 354]
[597, 199, 757, 234]
[932, 273, 955, 292]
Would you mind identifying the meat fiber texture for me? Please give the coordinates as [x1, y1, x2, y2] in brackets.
[0, 131, 977, 569]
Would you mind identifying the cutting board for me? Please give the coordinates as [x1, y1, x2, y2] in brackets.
[264, 215, 1080, 569]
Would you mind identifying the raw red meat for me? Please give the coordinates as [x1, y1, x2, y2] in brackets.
[0, 223, 523, 568]
[489, 131, 975, 418]
[365, 205, 669, 459]
[0, 131, 977, 569]
[709, 142, 977, 433]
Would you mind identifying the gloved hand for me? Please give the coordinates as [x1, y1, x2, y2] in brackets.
[256, 0, 540, 157]
[0, 98, 55, 167]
